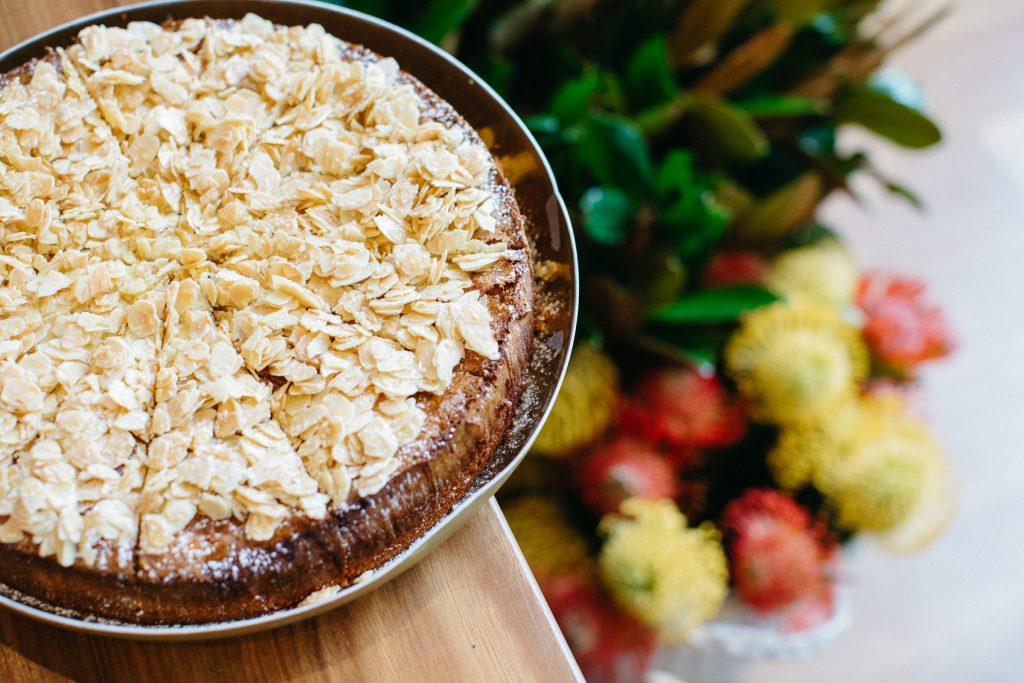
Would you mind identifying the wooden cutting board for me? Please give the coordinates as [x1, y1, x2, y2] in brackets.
[0, 499, 579, 682]
[0, 2, 580, 680]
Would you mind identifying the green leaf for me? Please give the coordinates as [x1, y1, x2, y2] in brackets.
[669, 0, 747, 67]
[626, 36, 677, 109]
[551, 72, 601, 124]
[655, 150, 698, 199]
[864, 166, 925, 209]
[580, 187, 636, 246]
[688, 97, 770, 161]
[734, 94, 828, 117]
[635, 252, 688, 305]
[836, 87, 942, 149]
[577, 114, 654, 195]
[653, 150, 728, 258]
[650, 286, 779, 324]
[412, 0, 480, 44]
[524, 115, 560, 136]
[882, 181, 923, 209]
[660, 194, 728, 257]
[730, 173, 824, 246]
[772, 0, 837, 23]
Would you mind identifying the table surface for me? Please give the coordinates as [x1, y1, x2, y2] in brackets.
[0, 2, 579, 681]
[741, 1, 1024, 681]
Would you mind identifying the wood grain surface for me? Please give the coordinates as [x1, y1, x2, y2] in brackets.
[0, 2, 580, 681]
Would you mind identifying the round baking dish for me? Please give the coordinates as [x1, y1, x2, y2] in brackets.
[0, 0, 577, 640]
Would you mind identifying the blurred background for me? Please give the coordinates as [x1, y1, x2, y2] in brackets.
[743, 0, 1024, 680]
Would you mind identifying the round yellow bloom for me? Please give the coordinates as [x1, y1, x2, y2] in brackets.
[725, 303, 868, 424]
[598, 498, 728, 642]
[822, 398, 950, 534]
[503, 496, 589, 577]
[772, 395, 954, 547]
[766, 239, 859, 310]
[769, 397, 862, 490]
[532, 342, 619, 457]
[879, 460, 956, 554]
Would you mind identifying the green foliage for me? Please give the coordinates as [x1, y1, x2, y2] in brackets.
[580, 187, 635, 246]
[334, 0, 943, 366]
[687, 97, 771, 161]
[650, 286, 780, 324]
[836, 86, 942, 148]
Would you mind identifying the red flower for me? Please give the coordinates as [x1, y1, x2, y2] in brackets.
[701, 250, 768, 288]
[579, 437, 677, 515]
[857, 272, 954, 376]
[543, 573, 657, 683]
[620, 366, 746, 451]
[722, 489, 834, 614]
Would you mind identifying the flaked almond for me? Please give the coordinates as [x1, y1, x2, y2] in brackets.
[127, 299, 160, 337]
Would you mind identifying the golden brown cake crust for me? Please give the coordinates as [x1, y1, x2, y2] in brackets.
[0, 23, 534, 625]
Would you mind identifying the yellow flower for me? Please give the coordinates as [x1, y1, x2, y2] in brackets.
[503, 496, 589, 577]
[598, 498, 728, 642]
[769, 398, 861, 491]
[725, 303, 868, 424]
[771, 395, 955, 547]
[532, 342, 619, 457]
[822, 398, 951, 535]
[878, 459, 956, 554]
[766, 239, 858, 310]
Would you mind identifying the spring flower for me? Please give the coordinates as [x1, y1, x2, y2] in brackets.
[771, 395, 954, 545]
[822, 399, 951, 535]
[701, 250, 768, 288]
[543, 573, 657, 683]
[619, 366, 746, 450]
[503, 496, 589, 579]
[532, 342, 619, 457]
[877, 458, 956, 554]
[598, 498, 728, 641]
[768, 398, 862, 491]
[725, 303, 869, 424]
[766, 239, 859, 310]
[579, 437, 678, 515]
[857, 272, 954, 376]
[722, 489, 834, 612]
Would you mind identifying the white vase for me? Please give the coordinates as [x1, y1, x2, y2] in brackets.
[649, 586, 852, 683]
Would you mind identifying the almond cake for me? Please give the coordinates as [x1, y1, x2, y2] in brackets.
[0, 14, 533, 624]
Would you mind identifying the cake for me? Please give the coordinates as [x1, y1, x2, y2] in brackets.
[0, 14, 534, 624]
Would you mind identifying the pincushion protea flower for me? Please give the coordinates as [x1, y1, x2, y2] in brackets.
[543, 573, 657, 683]
[579, 437, 678, 516]
[598, 498, 728, 641]
[768, 399, 862, 491]
[857, 272, 954, 377]
[722, 489, 834, 613]
[823, 399, 952, 537]
[532, 342, 619, 457]
[725, 303, 869, 424]
[619, 366, 746, 451]
[770, 395, 954, 549]
[701, 250, 768, 288]
[503, 496, 589, 580]
[765, 239, 859, 310]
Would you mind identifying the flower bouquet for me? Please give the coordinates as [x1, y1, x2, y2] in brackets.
[338, 0, 957, 679]
[504, 252, 954, 680]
